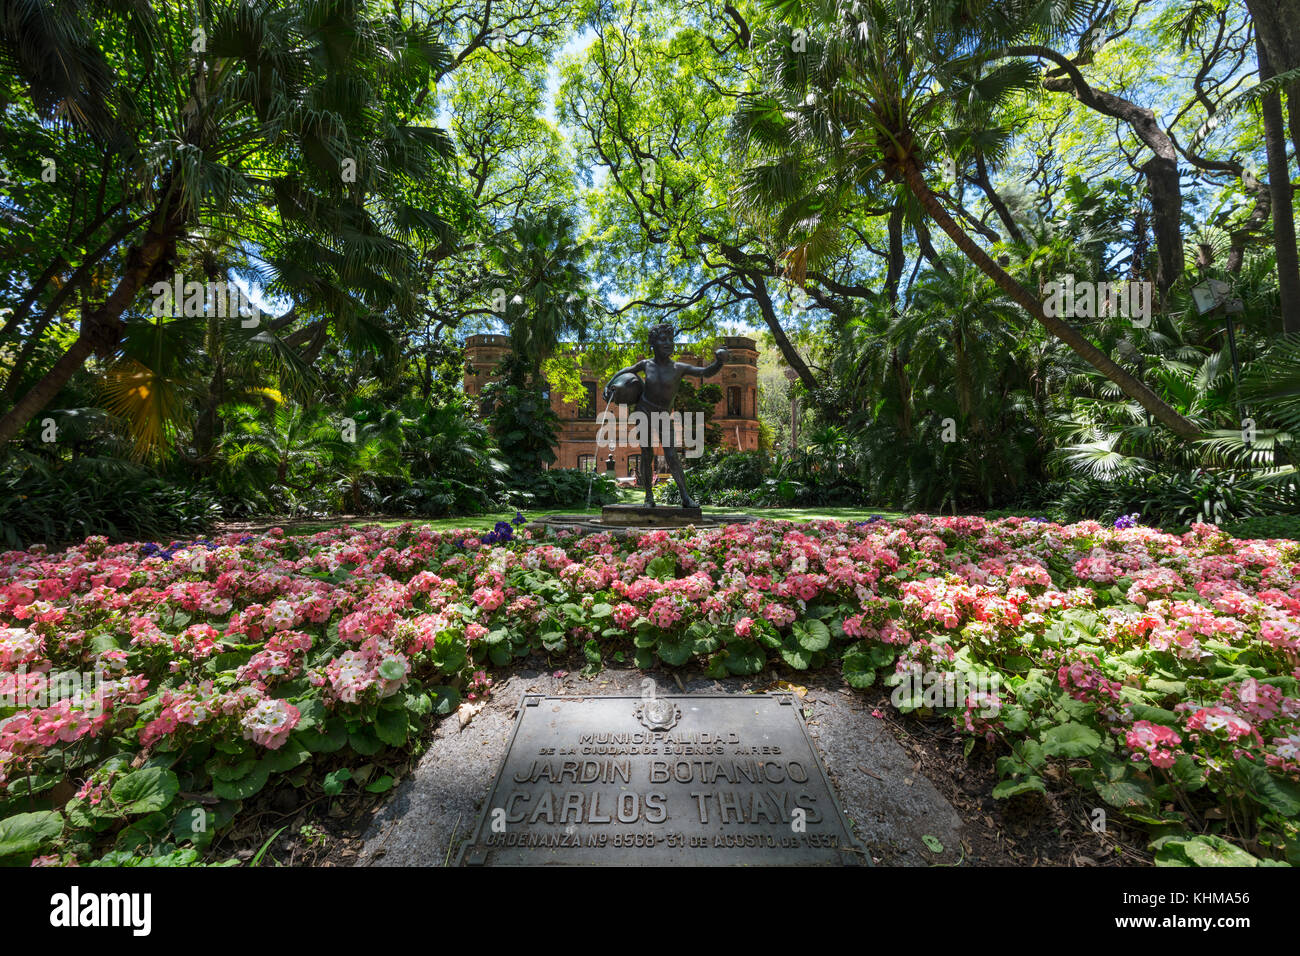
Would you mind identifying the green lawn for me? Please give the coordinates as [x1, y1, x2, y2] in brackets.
[271, 501, 909, 538]
[280, 507, 593, 537]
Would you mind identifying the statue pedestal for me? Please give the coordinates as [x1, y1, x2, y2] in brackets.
[530, 505, 752, 537]
[601, 504, 702, 527]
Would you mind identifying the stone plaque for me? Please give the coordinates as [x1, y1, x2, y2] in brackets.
[456, 693, 868, 866]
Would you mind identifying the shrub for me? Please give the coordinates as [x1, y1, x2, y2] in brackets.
[0, 461, 221, 548]
[1031, 470, 1298, 530]
[379, 476, 504, 518]
[659, 452, 769, 506]
[506, 468, 618, 509]
[1217, 515, 1300, 541]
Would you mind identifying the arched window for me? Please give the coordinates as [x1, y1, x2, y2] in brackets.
[578, 381, 597, 419]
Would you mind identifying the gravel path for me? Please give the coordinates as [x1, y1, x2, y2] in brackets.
[356, 665, 964, 866]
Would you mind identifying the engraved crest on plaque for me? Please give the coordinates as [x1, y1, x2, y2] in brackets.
[634, 697, 680, 730]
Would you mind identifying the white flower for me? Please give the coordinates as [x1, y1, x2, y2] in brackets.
[1274, 735, 1300, 760]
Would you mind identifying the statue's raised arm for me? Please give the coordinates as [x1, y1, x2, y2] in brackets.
[678, 347, 729, 379]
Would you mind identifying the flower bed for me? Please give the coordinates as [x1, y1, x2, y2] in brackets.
[1, 515, 1297, 866]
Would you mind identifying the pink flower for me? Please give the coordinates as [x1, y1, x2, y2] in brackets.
[761, 603, 796, 628]
[239, 698, 300, 750]
[324, 650, 375, 704]
[1125, 720, 1182, 768]
[1185, 706, 1253, 741]
[0, 626, 43, 667]
[1057, 654, 1122, 704]
[612, 603, 640, 629]
[647, 596, 684, 629]
[471, 587, 504, 611]
[140, 708, 180, 749]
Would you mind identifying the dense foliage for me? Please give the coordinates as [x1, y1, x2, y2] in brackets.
[0, 0, 601, 533]
[0, 460, 221, 548]
[3, 0, 1300, 531]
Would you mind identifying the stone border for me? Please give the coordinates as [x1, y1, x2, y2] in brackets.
[531, 513, 755, 536]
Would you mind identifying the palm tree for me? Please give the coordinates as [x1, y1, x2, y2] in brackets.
[894, 256, 1030, 437]
[94, 248, 320, 463]
[476, 208, 595, 476]
[401, 402, 507, 482]
[326, 429, 404, 515]
[734, 0, 1201, 438]
[218, 400, 337, 507]
[484, 208, 595, 387]
[0, 0, 456, 446]
[836, 255, 1040, 509]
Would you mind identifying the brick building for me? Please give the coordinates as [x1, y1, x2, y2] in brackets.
[462, 334, 761, 476]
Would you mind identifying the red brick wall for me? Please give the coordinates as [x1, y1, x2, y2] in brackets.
[463, 334, 761, 474]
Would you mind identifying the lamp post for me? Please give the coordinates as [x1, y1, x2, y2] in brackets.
[1190, 277, 1245, 392]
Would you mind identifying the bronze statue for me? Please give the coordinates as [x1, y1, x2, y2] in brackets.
[604, 323, 728, 509]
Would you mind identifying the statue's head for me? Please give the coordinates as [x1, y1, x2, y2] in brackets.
[648, 322, 674, 357]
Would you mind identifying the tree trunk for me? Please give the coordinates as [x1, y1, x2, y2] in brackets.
[901, 160, 1202, 439]
[2, 214, 145, 400]
[1246, 0, 1300, 161]
[746, 273, 820, 395]
[884, 204, 906, 303]
[973, 152, 1026, 246]
[1257, 38, 1300, 334]
[1176, 146, 1274, 274]
[891, 348, 912, 437]
[913, 218, 950, 275]
[1, 307, 62, 402]
[1227, 177, 1272, 274]
[0, 208, 176, 447]
[1, 199, 131, 340]
[1142, 152, 1185, 294]
[192, 363, 224, 464]
[0, 335, 97, 444]
[1013, 45, 1186, 292]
